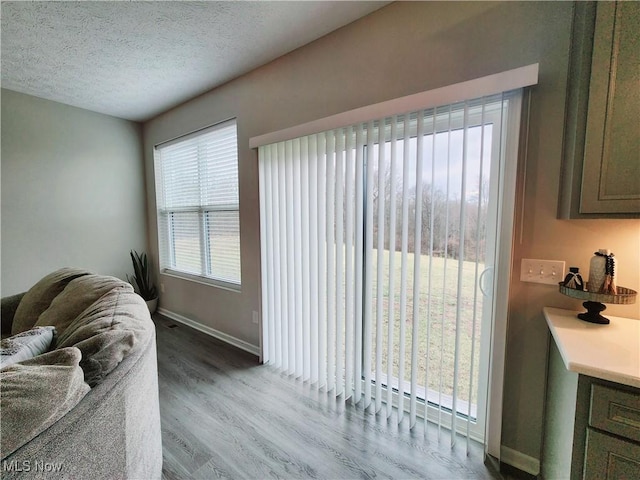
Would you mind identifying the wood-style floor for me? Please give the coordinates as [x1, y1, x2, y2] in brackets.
[155, 314, 502, 480]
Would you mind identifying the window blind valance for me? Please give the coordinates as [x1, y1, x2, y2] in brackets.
[250, 64, 538, 149]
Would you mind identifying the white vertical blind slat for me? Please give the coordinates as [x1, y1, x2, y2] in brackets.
[424, 109, 438, 433]
[309, 135, 319, 384]
[386, 117, 398, 418]
[277, 142, 289, 373]
[326, 130, 336, 393]
[344, 126, 355, 402]
[335, 130, 345, 397]
[466, 100, 487, 451]
[267, 145, 277, 366]
[301, 137, 311, 381]
[438, 105, 454, 437]
[272, 144, 283, 369]
[374, 118, 386, 414]
[363, 120, 375, 410]
[410, 111, 425, 428]
[293, 138, 303, 378]
[451, 102, 470, 445]
[354, 123, 365, 404]
[258, 147, 269, 362]
[318, 133, 328, 389]
[397, 114, 411, 423]
[285, 141, 296, 375]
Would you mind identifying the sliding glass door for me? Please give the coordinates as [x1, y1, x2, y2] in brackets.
[258, 90, 523, 446]
[364, 97, 513, 442]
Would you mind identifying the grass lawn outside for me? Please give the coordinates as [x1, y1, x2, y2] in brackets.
[335, 247, 485, 414]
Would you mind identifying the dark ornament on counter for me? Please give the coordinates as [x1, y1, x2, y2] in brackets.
[578, 301, 609, 325]
[563, 267, 584, 290]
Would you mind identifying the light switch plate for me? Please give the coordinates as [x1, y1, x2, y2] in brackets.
[520, 259, 566, 285]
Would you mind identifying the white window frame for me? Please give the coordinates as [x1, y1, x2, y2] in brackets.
[154, 119, 241, 290]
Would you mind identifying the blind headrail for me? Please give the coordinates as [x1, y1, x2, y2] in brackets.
[249, 63, 538, 149]
[156, 117, 236, 150]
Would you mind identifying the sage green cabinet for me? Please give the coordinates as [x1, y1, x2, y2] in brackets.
[584, 429, 640, 480]
[584, 384, 640, 479]
[559, 1, 640, 218]
[542, 339, 640, 479]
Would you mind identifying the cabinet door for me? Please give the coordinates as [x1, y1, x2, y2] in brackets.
[584, 428, 640, 480]
[580, 1, 640, 214]
[590, 384, 640, 442]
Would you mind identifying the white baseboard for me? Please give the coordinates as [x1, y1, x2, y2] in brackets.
[500, 445, 540, 476]
[157, 308, 260, 358]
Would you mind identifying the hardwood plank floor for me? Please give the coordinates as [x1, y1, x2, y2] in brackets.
[155, 314, 502, 479]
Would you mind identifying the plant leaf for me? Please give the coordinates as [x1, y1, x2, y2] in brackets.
[128, 249, 157, 300]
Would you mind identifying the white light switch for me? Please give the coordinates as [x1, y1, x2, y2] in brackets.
[520, 259, 565, 285]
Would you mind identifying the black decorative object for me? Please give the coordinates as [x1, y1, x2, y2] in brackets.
[563, 267, 584, 290]
[578, 301, 609, 324]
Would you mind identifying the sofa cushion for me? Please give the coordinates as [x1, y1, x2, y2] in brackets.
[0, 347, 90, 459]
[55, 287, 153, 387]
[1, 293, 25, 337]
[0, 326, 55, 368]
[34, 274, 133, 338]
[11, 268, 90, 335]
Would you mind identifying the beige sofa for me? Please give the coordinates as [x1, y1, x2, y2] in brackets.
[0, 269, 162, 479]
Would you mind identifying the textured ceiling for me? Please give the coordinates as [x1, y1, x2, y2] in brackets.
[1, 1, 388, 122]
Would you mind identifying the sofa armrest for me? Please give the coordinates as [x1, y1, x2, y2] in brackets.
[1, 293, 25, 336]
[2, 329, 162, 479]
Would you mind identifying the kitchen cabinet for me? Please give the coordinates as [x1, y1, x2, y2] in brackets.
[558, 1, 640, 218]
[541, 308, 640, 479]
[583, 384, 640, 479]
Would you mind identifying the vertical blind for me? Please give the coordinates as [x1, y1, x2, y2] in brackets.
[155, 119, 241, 285]
[259, 92, 518, 446]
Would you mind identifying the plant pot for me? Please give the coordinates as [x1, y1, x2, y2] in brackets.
[145, 297, 158, 315]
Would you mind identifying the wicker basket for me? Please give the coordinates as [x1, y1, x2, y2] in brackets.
[558, 283, 637, 305]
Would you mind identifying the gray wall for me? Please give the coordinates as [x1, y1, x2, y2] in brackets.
[143, 0, 640, 466]
[1, 89, 147, 295]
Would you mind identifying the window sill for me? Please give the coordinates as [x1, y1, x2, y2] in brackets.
[161, 269, 241, 293]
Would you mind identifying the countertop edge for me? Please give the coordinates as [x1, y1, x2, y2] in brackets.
[565, 360, 640, 388]
[543, 306, 640, 389]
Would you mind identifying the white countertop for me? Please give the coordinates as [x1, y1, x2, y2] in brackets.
[543, 307, 640, 388]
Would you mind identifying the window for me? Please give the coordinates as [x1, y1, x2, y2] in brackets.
[155, 119, 241, 286]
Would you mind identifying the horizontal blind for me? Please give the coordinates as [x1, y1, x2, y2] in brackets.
[156, 119, 241, 284]
[158, 122, 239, 209]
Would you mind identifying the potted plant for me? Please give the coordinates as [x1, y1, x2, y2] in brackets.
[127, 250, 158, 314]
